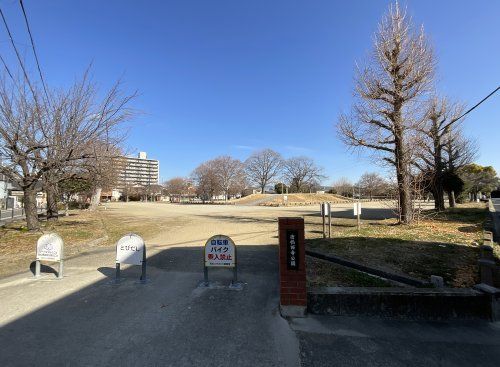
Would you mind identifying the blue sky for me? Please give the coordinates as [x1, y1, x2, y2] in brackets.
[1, 0, 498, 183]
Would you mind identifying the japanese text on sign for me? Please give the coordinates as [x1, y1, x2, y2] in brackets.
[205, 235, 236, 267]
[286, 230, 299, 270]
[116, 233, 145, 265]
[36, 233, 63, 261]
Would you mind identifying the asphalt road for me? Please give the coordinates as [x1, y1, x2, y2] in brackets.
[0, 245, 299, 367]
[293, 316, 500, 367]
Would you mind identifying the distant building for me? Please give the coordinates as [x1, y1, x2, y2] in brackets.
[115, 151, 160, 188]
[0, 173, 12, 208]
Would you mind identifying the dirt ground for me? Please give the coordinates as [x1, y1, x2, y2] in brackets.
[0, 201, 490, 288]
[0, 202, 313, 277]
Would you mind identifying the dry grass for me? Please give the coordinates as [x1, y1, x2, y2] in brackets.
[262, 193, 350, 206]
[305, 203, 489, 288]
[0, 209, 177, 277]
[229, 194, 264, 204]
[0, 211, 106, 276]
[307, 257, 392, 287]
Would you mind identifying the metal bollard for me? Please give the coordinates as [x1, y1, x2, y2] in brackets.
[115, 262, 121, 283]
[35, 260, 41, 277]
[58, 259, 64, 279]
[140, 247, 147, 283]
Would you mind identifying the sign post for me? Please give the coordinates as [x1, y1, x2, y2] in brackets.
[115, 233, 147, 284]
[320, 202, 331, 238]
[353, 202, 362, 230]
[35, 233, 64, 279]
[328, 204, 332, 238]
[203, 234, 240, 288]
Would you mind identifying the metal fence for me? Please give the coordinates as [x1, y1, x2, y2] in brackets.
[0, 207, 45, 225]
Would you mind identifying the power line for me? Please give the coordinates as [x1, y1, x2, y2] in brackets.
[0, 5, 38, 102]
[0, 53, 14, 80]
[19, 0, 50, 107]
[440, 86, 500, 132]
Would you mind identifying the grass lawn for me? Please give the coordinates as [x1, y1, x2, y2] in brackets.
[305, 203, 495, 288]
[262, 193, 350, 206]
[307, 256, 392, 287]
[0, 209, 174, 277]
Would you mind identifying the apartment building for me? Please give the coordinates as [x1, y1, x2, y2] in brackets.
[116, 152, 160, 188]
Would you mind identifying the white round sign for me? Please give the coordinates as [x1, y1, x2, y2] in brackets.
[204, 235, 236, 268]
[116, 233, 145, 265]
[36, 233, 63, 261]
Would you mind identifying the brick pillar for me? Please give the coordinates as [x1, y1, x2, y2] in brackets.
[278, 217, 307, 317]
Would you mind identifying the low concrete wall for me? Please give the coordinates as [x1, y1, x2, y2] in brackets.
[308, 287, 492, 320]
[489, 199, 500, 242]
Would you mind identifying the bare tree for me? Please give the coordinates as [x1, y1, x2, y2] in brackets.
[192, 160, 220, 202]
[332, 177, 353, 197]
[443, 126, 477, 206]
[245, 149, 283, 194]
[0, 71, 134, 229]
[357, 172, 389, 200]
[283, 156, 325, 193]
[0, 83, 45, 229]
[338, 2, 434, 223]
[164, 177, 189, 201]
[86, 143, 122, 210]
[415, 97, 463, 211]
[213, 156, 245, 200]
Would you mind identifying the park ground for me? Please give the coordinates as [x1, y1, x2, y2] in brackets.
[1, 201, 499, 366]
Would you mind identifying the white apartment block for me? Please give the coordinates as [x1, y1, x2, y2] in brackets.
[116, 152, 159, 187]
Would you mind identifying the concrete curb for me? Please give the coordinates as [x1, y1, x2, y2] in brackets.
[489, 199, 500, 242]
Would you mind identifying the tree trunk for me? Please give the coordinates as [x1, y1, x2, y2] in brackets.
[448, 190, 456, 208]
[394, 129, 412, 224]
[45, 183, 59, 220]
[432, 134, 445, 211]
[24, 186, 39, 231]
[398, 174, 412, 224]
[432, 185, 445, 211]
[89, 187, 102, 211]
[472, 192, 477, 202]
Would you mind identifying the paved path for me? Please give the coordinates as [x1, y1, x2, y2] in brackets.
[292, 316, 500, 367]
[0, 244, 299, 366]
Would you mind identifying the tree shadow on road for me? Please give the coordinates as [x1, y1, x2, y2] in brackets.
[0, 244, 282, 366]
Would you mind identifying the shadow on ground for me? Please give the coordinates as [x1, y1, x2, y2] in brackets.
[29, 261, 59, 277]
[305, 207, 396, 220]
[0, 245, 295, 367]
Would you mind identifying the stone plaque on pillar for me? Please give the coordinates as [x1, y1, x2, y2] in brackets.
[278, 217, 307, 318]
